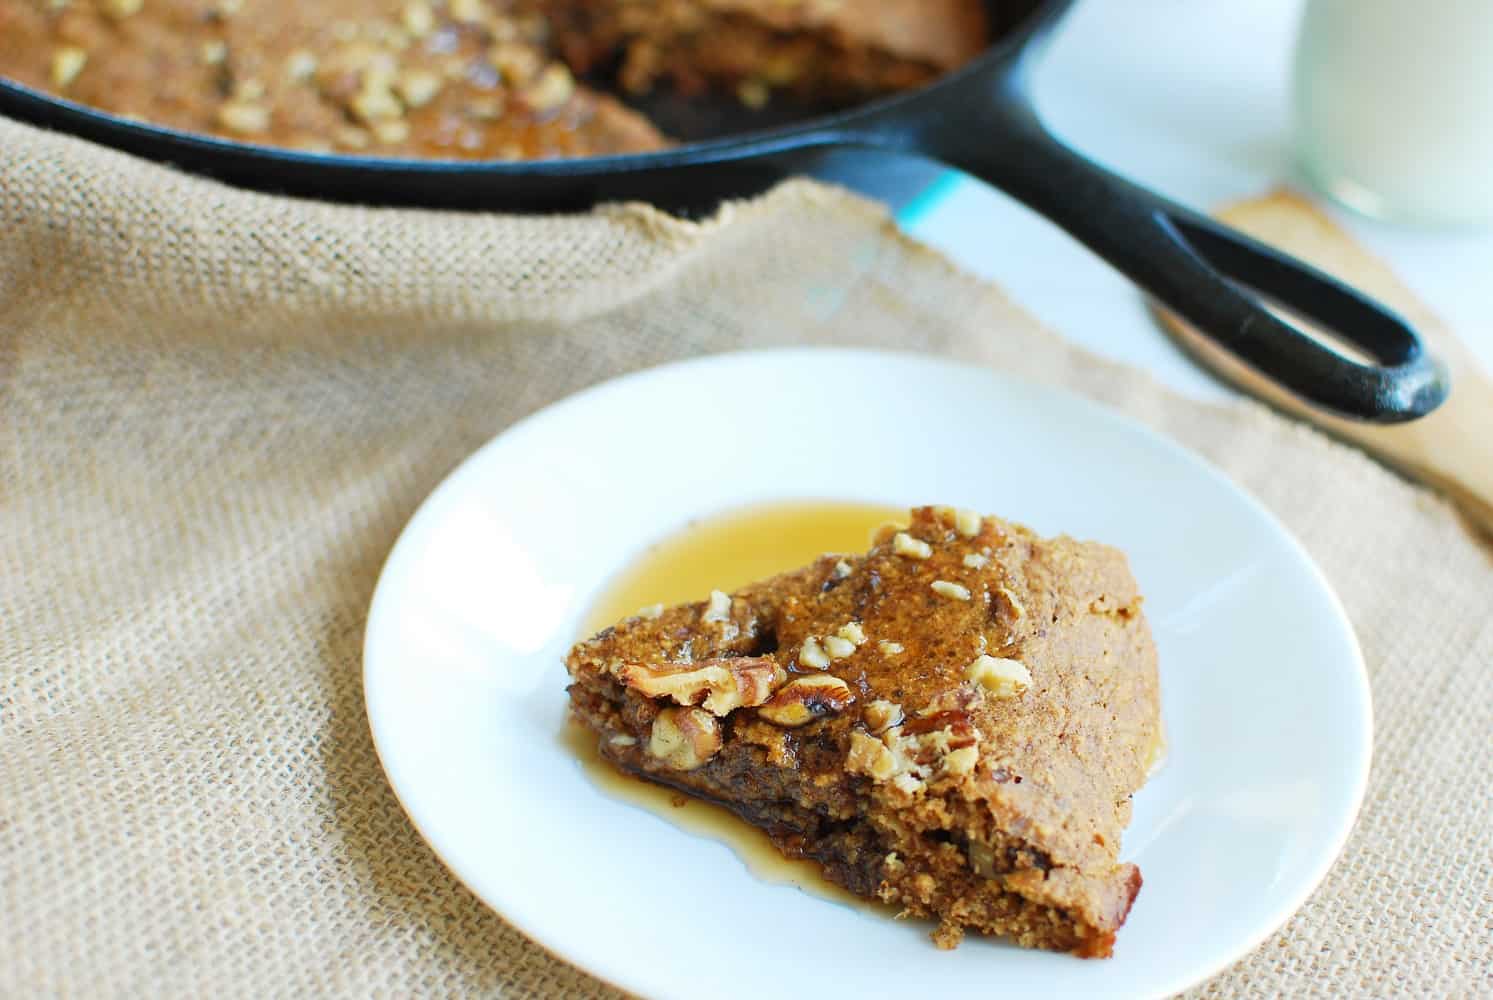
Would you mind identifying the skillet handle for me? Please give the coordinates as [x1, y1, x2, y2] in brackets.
[919, 103, 1448, 422]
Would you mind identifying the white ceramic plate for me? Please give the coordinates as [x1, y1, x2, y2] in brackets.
[364, 349, 1369, 999]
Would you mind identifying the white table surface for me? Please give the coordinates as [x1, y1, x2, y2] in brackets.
[900, 0, 1493, 404]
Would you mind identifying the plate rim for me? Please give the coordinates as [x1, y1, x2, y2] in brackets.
[362, 346, 1372, 998]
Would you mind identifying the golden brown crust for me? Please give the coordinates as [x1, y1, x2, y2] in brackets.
[0, 0, 666, 158]
[567, 506, 1161, 956]
[0, 0, 993, 159]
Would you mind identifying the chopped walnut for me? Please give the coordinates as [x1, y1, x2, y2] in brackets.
[648, 707, 721, 770]
[491, 42, 543, 85]
[619, 656, 782, 715]
[941, 745, 979, 776]
[822, 635, 855, 659]
[919, 684, 982, 718]
[350, 82, 402, 123]
[447, 0, 487, 23]
[836, 621, 867, 646]
[522, 63, 576, 111]
[701, 589, 732, 623]
[964, 654, 1032, 698]
[932, 506, 983, 537]
[893, 532, 932, 560]
[396, 68, 443, 108]
[890, 772, 925, 796]
[402, 0, 435, 36]
[846, 730, 898, 781]
[217, 101, 271, 134]
[798, 636, 831, 670]
[847, 725, 933, 795]
[915, 724, 975, 758]
[995, 585, 1027, 620]
[50, 47, 87, 88]
[852, 687, 984, 795]
[967, 841, 998, 879]
[101, 0, 142, 19]
[862, 699, 904, 734]
[757, 675, 855, 727]
[930, 580, 971, 601]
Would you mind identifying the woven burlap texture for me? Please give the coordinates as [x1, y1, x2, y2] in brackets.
[1, 117, 1489, 998]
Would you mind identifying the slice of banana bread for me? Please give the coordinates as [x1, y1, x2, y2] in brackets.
[566, 505, 1160, 957]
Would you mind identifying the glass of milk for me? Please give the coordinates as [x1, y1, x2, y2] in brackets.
[1293, 0, 1493, 227]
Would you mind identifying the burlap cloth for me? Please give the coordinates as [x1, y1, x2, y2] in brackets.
[1, 115, 1489, 998]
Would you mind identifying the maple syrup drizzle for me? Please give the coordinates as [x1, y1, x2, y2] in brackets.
[572, 499, 904, 911]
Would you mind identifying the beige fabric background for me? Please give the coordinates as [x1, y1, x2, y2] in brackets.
[1, 116, 1489, 998]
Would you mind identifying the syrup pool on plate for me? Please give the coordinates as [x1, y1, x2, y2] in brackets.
[571, 499, 904, 908]
[580, 499, 906, 635]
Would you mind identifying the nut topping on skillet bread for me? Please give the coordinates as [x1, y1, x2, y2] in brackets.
[0, 0, 993, 159]
[567, 505, 1161, 957]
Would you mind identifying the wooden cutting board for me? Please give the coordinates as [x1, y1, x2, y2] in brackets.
[1155, 190, 1493, 537]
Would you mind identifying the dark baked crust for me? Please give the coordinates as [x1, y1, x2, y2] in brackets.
[566, 506, 1161, 957]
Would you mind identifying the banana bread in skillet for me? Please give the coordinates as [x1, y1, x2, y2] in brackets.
[0, 0, 992, 158]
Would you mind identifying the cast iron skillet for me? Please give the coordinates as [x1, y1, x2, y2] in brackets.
[0, 0, 1448, 421]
